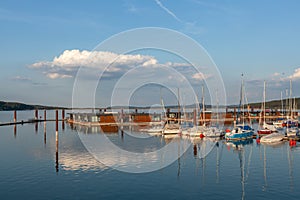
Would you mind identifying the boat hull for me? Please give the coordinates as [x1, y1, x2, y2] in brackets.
[225, 131, 254, 140]
[257, 129, 273, 135]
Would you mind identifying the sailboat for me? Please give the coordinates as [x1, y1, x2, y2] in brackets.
[183, 85, 207, 138]
[284, 80, 299, 137]
[260, 132, 285, 144]
[257, 81, 276, 135]
[273, 91, 285, 130]
[185, 85, 223, 138]
[162, 88, 182, 138]
[225, 75, 254, 140]
[204, 89, 224, 137]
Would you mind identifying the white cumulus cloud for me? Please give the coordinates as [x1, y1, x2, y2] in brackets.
[288, 68, 300, 80]
[30, 49, 191, 79]
[192, 72, 211, 80]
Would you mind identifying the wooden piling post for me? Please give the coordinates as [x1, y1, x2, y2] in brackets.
[56, 110, 58, 132]
[35, 110, 38, 133]
[35, 109, 38, 120]
[62, 109, 65, 120]
[55, 109, 59, 172]
[44, 121, 46, 145]
[44, 110, 47, 121]
[193, 109, 197, 126]
[14, 110, 17, 122]
[62, 109, 65, 130]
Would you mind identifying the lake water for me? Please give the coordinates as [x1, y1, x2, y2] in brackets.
[0, 111, 299, 200]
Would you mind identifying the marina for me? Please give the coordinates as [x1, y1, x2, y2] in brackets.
[2, 1, 300, 199]
[0, 110, 300, 200]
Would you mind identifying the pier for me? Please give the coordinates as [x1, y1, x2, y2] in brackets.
[0, 109, 66, 126]
[0, 108, 298, 127]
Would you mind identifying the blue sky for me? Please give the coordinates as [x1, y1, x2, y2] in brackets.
[0, 0, 299, 107]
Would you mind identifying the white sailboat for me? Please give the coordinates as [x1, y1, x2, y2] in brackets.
[226, 75, 254, 140]
[184, 85, 207, 138]
[260, 132, 285, 144]
[162, 88, 182, 138]
[285, 80, 299, 137]
[257, 81, 276, 135]
[204, 89, 224, 138]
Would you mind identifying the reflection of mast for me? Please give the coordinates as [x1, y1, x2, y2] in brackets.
[287, 145, 294, 191]
[56, 131, 59, 173]
[216, 142, 220, 183]
[263, 145, 267, 191]
[177, 140, 181, 178]
[44, 110, 47, 145]
[238, 149, 245, 200]
[200, 140, 206, 184]
[55, 110, 59, 173]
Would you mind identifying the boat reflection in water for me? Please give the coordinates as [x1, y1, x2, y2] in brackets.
[226, 138, 253, 200]
[70, 123, 119, 134]
[65, 123, 191, 173]
[190, 137, 223, 184]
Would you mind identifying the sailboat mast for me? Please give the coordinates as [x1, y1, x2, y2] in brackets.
[241, 75, 245, 126]
[216, 89, 219, 125]
[289, 80, 292, 118]
[281, 91, 283, 116]
[285, 89, 288, 118]
[293, 97, 296, 119]
[202, 84, 205, 126]
[177, 87, 181, 124]
[263, 81, 266, 124]
[160, 87, 167, 125]
[237, 74, 243, 125]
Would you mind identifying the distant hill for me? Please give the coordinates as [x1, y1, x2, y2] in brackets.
[1, 97, 298, 111]
[0, 101, 66, 111]
[247, 97, 300, 109]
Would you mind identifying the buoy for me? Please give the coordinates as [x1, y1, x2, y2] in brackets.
[200, 133, 204, 138]
[256, 138, 260, 144]
[289, 140, 296, 147]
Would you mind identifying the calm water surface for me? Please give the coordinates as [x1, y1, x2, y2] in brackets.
[0, 111, 299, 200]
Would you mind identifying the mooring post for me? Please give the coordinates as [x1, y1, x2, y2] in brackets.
[44, 121, 46, 145]
[193, 109, 197, 126]
[14, 110, 17, 123]
[55, 109, 59, 172]
[62, 109, 65, 130]
[34, 110, 38, 133]
[56, 110, 58, 132]
[44, 110, 47, 121]
[62, 109, 65, 121]
[35, 109, 38, 120]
